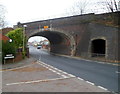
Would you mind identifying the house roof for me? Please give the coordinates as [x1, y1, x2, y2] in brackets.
[0, 33, 10, 42]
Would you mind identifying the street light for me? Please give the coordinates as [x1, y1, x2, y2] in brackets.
[9, 39, 12, 43]
[23, 25, 27, 52]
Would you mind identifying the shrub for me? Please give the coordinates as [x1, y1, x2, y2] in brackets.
[2, 41, 16, 63]
[6, 28, 27, 59]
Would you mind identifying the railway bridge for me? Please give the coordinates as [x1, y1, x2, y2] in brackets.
[15, 12, 119, 62]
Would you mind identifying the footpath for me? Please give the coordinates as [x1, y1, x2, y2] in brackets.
[2, 56, 112, 92]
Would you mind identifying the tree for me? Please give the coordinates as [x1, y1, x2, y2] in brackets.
[0, 4, 6, 29]
[97, 0, 119, 25]
[68, 0, 89, 15]
[6, 28, 24, 49]
[98, 0, 119, 13]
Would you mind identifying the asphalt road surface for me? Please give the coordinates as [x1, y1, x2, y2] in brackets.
[29, 46, 119, 92]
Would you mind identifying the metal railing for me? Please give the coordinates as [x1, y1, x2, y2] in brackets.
[78, 52, 108, 62]
[91, 53, 105, 57]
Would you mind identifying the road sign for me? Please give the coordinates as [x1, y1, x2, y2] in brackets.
[44, 26, 48, 29]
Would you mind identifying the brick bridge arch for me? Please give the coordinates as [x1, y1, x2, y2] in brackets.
[27, 28, 76, 56]
[15, 12, 119, 62]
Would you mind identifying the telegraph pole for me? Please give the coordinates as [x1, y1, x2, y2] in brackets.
[23, 25, 27, 52]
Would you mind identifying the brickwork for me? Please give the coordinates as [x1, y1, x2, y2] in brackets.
[15, 12, 119, 62]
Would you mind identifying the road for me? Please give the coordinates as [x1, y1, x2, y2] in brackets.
[29, 46, 118, 92]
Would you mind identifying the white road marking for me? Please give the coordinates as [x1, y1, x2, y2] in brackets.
[46, 65, 50, 67]
[68, 74, 76, 77]
[77, 77, 84, 81]
[1, 63, 35, 72]
[53, 68, 58, 70]
[61, 75, 68, 78]
[51, 70, 56, 73]
[37, 60, 109, 91]
[45, 67, 49, 69]
[42, 65, 46, 67]
[4, 60, 110, 91]
[40, 62, 54, 69]
[48, 69, 52, 71]
[37, 61, 78, 79]
[98, 86, 108, 91]
[86, 81, 95, 85]
[97, 62, 105, 64]
[56, 69, 64, 72]
[48, 66, 54, 68]
[62, 72, 68, 74]
[43, 63, 47, 66]
[6, 77, 71, 86]
[56, 72, 61, 75]
[37, 61, 69, 78]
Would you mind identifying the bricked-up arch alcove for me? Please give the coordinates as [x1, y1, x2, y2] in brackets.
[91, 39, 106, 57]
[29, 31, 71, 55]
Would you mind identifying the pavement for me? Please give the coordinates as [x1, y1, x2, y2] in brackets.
[2, 56, 37, 70]
[2, 56, 112, 92]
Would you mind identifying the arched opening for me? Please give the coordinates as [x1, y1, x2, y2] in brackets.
[91, 39, 106, 57]
[28, 36, 50, 50]
[28, 31, 71, 55]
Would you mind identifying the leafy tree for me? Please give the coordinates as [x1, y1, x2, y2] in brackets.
[6, 28, 27, 59]
[6, 28, 24, 49]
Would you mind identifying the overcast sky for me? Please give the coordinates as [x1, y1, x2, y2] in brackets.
[28, 36, 47, 42]
[0, 0, 104, 27]
[0, 0, 119, 42]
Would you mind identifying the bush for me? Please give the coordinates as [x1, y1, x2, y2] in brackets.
[2, 41, 16, 63]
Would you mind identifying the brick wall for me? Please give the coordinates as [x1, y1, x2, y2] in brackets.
[16, 12, 119, 62]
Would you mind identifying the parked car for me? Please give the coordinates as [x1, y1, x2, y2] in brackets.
[37, 45, 42, 49]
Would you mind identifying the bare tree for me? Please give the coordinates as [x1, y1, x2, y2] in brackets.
[69, 0, 89, 15]
[98, 0, 119, 13]
[96, 0, 119, 25]
[0, 5, 6, 29]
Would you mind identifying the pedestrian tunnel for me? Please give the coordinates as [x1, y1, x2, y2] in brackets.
[91, 39, 106, 57]
[28, 31, 72, 55]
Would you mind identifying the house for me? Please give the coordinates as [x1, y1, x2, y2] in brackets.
[1, 27, 14, 35]
[42, 40, 50, 49]
[0, 33, 11, 42]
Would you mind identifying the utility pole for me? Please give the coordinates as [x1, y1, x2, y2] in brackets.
[23, 25, 27, 52]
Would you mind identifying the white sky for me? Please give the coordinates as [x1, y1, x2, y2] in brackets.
[28, 36, 47, 42]
[0, 0, 119, 27]
[0, 0, 103, 27]
[0, 0, 76, 26]
[0, 0, 119, 41]
[0, 0, 119, 42]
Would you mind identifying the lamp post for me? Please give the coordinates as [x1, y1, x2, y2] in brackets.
[23, 25, 27, 52]
[9, 39, 12, 43]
